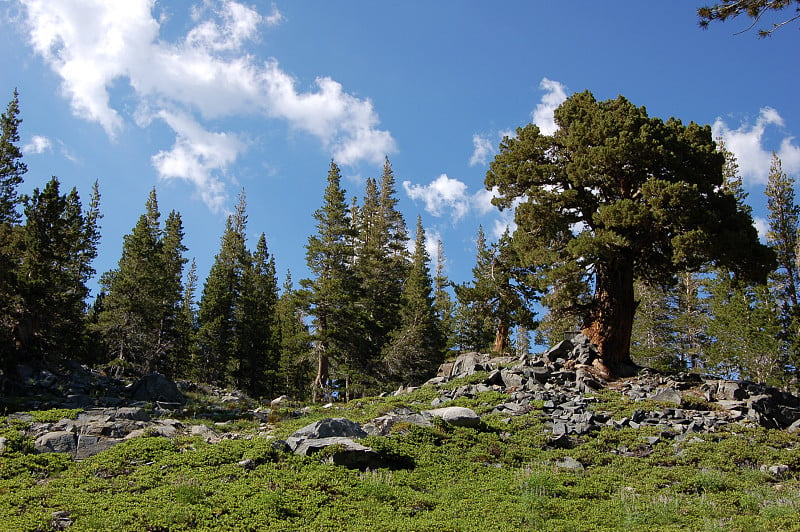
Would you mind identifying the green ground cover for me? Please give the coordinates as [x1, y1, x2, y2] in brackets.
[2, 388, 800, 531]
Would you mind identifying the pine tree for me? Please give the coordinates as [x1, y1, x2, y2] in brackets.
[171, 258, 198, 379]
[97, 189, 185, 376]
[706, 275, 786, 385]
[302, 161, 361, 401]
[0, 89, 25, 225]
[454, 226, 495, 352]
[433, 239, 456, 351]
[159, 210, 188, 377]
[277, 270, 314, 400]
[351, 158, 410, 386]
[630, 280, 681, 372]
[18, 178, 99, 360]
[197, 191, 249, 385]
[383, 216, 445, 384]
[234, 233, 280, 398]
[0, 90, 26, 366]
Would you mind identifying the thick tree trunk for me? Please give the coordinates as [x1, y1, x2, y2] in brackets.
[492, 318, 509, 354]
[582, 257, 638, 376]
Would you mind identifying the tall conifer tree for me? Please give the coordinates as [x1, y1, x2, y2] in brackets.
[0, 90, 26, 365]
[197, 191, 249, 385]
[19, 178, 99, 359]
[234, 233, 280, 397]
[383, 216, 444, 384]
[98, 189, 185, 375]
[277, 271, 313, 399]
[302, 161, 360, 400]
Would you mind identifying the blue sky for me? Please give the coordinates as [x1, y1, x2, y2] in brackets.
[1, 1, 799, 298]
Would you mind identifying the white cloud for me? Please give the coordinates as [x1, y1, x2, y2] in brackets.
[469, 133, 493, 167]
[532, 78, 568, 135]
[404, 174, 497, 222]
[23, 135, 52, 154]
[754, 216, 769, 241]
[424, 228, 442, 263]
[151, 110, 244, 213]
[713, 107, 800, 185]
[18, 0, 395, 210]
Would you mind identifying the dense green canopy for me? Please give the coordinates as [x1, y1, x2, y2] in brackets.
[486, 91, 774, 372]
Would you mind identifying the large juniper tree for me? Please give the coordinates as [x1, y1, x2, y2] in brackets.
[486, 91, 773, 374]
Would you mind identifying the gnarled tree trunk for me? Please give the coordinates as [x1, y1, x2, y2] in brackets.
[582, 257, 638, 376]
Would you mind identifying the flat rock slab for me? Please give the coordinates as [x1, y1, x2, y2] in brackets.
[423, 406, 480, 428]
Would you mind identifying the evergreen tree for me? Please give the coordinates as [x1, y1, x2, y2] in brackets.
[455, 227, 536, 354]
[277, 271, 314, 400]
[302, 161, 361, 401]
[765, 153, 800, 313]
[159, 211, 188, 377]
[97, 189, 185, 376]
[383, 216, 445, 384]
[351, 158, 410, 385]
[486, 91, 773, 374]
[234, 233, 280, 397]
[197, 191, 249, 385]
[433, 239, 456, 351]
[171, 258, 198, 379]
[454, 226, 496, 352]
[19, 178, 99, 360]
[630, 280, 681, 371]
[0, 89, 25, 225]
[706, 275, 786, 385]
[0, 90, 26, 366]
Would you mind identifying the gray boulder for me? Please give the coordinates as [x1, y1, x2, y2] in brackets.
[128, 373, 186, 404]
[75, 435, 123, 459]
[35, 431, 77, 454]
[649, 388, 682, 405]
[449, 352, 490, 377]
[286, 417, 368, 452]
[423, 406, 480, 428]
[294, 436, 380, 469]
[364, 407, 431, 436]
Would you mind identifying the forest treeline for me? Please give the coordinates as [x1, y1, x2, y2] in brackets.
[1, 89, 799, 400]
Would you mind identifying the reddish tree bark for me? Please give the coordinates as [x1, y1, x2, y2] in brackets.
[582, 257, 639, 376]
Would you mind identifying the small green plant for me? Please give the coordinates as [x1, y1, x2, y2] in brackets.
[22, 408, 83, 423]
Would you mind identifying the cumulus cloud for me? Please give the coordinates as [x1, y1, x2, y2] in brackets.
[469, 133, 493, 167]
[403, 174, 496, 222]
[713, 107, 800, 185]
[424, 228, 442, 264]
[23, 135, 52, 154]
[467, 78, 567, 169]
[151, 110, 245, 213]
[532, 78, 568, 135]
[18, 0, 395, 210]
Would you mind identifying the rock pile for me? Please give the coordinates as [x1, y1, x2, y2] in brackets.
[11, 332, 800, 469]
